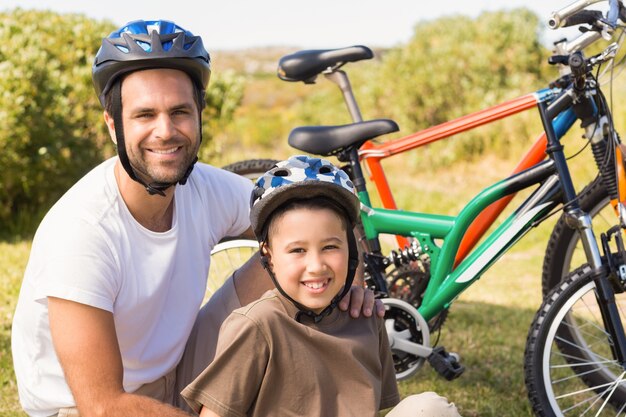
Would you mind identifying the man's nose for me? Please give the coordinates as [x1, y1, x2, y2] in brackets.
[154, 114, 176, 139]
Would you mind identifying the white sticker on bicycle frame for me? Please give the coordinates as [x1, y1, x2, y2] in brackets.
[454, 202, 552, 284]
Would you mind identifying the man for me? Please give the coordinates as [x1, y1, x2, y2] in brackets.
[11, 20, 380, 417]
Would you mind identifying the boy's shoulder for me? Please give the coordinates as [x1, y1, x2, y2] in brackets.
[231, 289, 288, 324]
[227, 289, 384, 341]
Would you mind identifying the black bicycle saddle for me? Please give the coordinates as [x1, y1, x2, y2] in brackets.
[277, 45, 373, 83]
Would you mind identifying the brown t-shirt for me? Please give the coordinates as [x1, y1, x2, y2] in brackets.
[182, 289, 400, 417]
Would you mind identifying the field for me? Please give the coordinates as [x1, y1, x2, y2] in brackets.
[1, 147, 604, 416]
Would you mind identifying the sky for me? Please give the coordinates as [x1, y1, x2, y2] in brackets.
[1, 0, 597, 50]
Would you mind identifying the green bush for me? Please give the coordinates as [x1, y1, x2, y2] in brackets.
[0, 10, 115, 238]
[0, 10, 245, 239]
[369, 9, 552, 166]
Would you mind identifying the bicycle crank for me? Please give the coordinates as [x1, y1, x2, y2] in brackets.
[382, 298, 431, 380]
[382, 298, 464, 381]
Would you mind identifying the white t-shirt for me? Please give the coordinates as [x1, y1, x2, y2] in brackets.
[11, 157, 252, 417]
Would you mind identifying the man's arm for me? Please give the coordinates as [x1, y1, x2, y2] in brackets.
[48, 297, 192, 417]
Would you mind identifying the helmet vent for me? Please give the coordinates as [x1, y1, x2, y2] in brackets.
[273, 169, 290, 177]
[319, 166, 332, 174]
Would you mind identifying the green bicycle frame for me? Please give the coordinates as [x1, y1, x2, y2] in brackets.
[359, 110, 577, 322]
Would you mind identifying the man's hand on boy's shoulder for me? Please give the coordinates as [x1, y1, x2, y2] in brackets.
[339, 286, 385, 318]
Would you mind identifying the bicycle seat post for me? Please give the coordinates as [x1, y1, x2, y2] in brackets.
[324, 70, 363, 123]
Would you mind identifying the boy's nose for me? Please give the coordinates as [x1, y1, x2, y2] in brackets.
[306, 251, 327, 273]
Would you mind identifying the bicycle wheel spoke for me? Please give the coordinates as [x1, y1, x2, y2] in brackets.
[561, 389, 606, 415]
[576, 297, 612, 339]
[550, 344, 616, 369]
[555, 379, 625, 400]
[594, 372, 626, 416]
[527, 272, 626, 416]
[552, 364, 618, 385]
[554, 333, 615, 365]
[207, 240, 258, 301]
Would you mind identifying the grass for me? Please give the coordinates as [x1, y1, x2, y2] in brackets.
[0, 147, 601, 416]
[1, 241, 30, 417]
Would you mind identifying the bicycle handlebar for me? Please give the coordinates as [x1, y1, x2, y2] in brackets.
[550, 0, 622, 54]
[549, 0, 611, 29]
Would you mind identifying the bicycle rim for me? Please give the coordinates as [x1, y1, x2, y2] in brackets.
[207, 239, 259, 302]
[534, 270, 626, 415]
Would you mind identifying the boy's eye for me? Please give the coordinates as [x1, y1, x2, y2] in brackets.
[323, 245, 340, 250]
[288, 248, 305, 254]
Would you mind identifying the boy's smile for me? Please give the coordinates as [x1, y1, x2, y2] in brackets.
[266, 207, 349, 313]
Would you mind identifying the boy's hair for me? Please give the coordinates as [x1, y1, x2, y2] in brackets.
[263, 196, 351, 247]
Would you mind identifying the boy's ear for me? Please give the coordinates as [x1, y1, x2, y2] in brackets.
[260, 242, 273, 268]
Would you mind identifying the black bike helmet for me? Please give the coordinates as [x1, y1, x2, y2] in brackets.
[93, 20, 210, 107]
[250, 155, 361, 323]
[92, 20, 211, 196]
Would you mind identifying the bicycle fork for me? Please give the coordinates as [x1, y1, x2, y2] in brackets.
[565, 207, 626, 367]
[541, 92, 626, 368]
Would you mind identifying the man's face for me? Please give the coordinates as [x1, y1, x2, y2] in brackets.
[108, 68, 201, 185]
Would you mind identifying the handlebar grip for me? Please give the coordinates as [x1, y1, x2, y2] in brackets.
[548, 0, 618, 29]
[549, 0, 604, 29]
[560, 9, 603, 27]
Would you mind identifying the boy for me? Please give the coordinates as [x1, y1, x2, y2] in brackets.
[182, 155, 461, 416]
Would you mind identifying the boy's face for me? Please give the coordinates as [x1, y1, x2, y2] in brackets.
[265, 207, 349, 314]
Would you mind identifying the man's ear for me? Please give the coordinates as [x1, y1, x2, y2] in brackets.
[103, 111, 117, 145]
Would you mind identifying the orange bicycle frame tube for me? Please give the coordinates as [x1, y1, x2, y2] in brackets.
[358, 93, 548, 264]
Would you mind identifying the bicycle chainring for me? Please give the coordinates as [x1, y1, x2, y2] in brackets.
[385, 303, 424, 376]
[386, 262, 448, 330]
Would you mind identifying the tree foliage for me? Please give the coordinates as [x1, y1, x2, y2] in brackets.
[0, 9, 245, 238]
[0, 9, 115, 237]
[353, 9, 552, 165]
[373, 9, 549, 129]
[199, 70, 246, 161]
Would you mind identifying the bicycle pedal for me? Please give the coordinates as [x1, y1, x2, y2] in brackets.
[427, 346, 465, 381]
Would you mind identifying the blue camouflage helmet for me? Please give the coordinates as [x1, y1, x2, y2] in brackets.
[250, 155, 360, 239]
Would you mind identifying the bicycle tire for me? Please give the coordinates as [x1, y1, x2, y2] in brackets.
[206, 239, 259, 302]
[222, 159, 278, 180]
[204, 160, 277, 302]
[524, 264, 626, 416]
[542, 177, 613, 294]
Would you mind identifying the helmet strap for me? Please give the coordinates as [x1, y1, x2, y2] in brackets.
[110, 79, 199, 196]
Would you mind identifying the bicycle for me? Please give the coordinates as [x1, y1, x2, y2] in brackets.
[214, 0, 626, 415]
